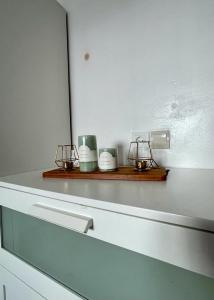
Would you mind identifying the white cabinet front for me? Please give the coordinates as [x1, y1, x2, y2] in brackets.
[0, 265, 44, 300]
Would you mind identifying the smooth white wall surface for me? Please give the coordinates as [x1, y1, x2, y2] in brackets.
[0, 0, 70, 176]
[59, 0, 214, 168]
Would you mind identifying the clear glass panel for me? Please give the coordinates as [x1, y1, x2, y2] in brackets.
[1, 207, 214, 300]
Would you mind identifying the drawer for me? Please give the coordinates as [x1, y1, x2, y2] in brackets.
[0, 265, 44, 300]
[0, 186, 214, 282]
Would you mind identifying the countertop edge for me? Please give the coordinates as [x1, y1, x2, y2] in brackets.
[0, 181, 214, 233]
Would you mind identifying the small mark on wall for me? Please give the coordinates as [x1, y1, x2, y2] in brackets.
[84, 53, 90, 61]
[171, 102, 178, 110]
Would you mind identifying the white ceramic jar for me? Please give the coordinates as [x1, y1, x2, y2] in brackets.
[98, 148, 118, 172]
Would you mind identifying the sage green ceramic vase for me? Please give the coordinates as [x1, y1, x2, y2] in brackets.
[78, 135, 98, 172]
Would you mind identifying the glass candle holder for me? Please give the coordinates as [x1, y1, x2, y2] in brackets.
[99, 148, 118, 172]
[78, 135, 98, 172]
[55, 145, 79, 170]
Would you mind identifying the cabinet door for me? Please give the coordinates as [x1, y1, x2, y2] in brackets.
[0, 265, 44, 300]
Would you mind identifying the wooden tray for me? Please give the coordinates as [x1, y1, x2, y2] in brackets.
[43, 167, 168, 181]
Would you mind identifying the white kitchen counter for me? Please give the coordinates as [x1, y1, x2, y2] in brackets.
[0, 168, 214, 232]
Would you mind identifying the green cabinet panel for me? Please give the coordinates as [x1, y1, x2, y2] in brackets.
[1, 207, 214, 300]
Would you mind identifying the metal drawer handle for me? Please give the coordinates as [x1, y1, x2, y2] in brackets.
[30, 203, 93, 233]
[3, 285, 6, 300]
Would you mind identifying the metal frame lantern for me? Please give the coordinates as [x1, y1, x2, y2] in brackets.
[55, 144, 79, 170]
[128, 137, 159, 171]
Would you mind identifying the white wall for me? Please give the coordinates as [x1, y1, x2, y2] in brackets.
[59, 0, 214, 168]
[0, 0, 70, 177]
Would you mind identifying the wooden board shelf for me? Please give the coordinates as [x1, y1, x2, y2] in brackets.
[43, 167, 168, 181]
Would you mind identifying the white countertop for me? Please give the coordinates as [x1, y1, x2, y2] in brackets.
[1, 168, 214, 232]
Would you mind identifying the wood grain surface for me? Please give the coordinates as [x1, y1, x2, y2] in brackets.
[43, 167, 168, 181]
